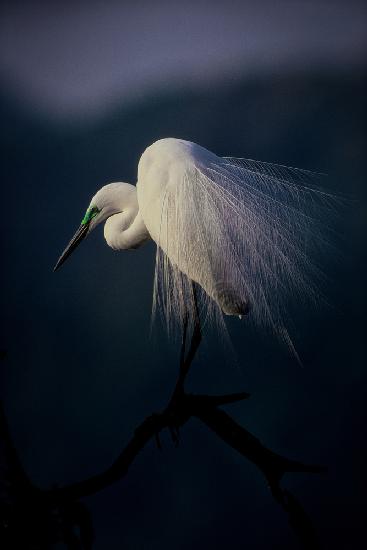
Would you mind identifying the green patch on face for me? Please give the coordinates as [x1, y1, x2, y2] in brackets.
[81, 205, 101, 225]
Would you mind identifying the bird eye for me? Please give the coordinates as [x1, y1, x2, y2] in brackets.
[91, 206, 101, 216]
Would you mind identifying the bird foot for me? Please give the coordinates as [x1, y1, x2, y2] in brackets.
[168, 424, 180, 447]
[163, 403, 185, 448]
[147, 408, 183, 450]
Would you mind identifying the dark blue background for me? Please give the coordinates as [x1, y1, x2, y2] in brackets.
[0, 45, 366, 550]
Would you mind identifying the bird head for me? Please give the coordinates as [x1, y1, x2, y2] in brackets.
[53, 182, 135, 271]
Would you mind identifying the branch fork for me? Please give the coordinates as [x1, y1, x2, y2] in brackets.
[0, 283, 326, 548]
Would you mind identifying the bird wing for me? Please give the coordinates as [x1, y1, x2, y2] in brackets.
[151, 151, 341, 355]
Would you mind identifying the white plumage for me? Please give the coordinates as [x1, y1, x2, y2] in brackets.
[55, 138, 337, 353]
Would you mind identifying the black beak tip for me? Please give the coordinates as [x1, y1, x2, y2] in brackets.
[53, 223, 89, 273]
[53, 256, 65, 272]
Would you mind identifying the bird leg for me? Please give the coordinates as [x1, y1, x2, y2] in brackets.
[158, 283, 202, 448]
[164, 283, 202, 446]
[178, 310, 188, 371]
[171, 282, 202, 402]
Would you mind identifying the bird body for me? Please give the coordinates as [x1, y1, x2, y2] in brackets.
[55, 137, 335, 349]
[137, 138, 247, 316]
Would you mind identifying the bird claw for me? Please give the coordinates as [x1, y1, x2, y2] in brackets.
[141, 413, 164, 451]
[153, 423, 180, 450]
[168, 424, 180, 447]
[147, 411, 181, 450]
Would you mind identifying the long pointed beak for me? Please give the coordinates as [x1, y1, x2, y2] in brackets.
[54, 223, 89, 271]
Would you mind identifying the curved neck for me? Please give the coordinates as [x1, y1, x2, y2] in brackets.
[104, 203, 150, 251]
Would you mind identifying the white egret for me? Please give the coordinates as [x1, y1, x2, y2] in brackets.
[54, 138, 336, 351]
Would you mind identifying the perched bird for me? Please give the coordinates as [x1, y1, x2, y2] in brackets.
[54, 138, 336, 352]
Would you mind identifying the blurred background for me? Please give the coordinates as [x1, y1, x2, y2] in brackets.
[0, 1, 366, 548]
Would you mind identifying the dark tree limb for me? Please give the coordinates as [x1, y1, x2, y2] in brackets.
[0, 286, 326, 548]
[1, 388, 324, 548]
[41, 389, 324, 503]
[0, 401, 94, 550]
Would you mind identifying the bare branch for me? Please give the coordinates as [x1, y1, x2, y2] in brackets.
[1, 306, 325, 550]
